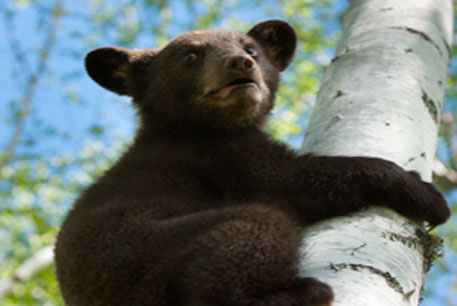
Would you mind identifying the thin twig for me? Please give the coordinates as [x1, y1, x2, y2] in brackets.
[1, 5, 31, 76]
[1, 0, 63, 169]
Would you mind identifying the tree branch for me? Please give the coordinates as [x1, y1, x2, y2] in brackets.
[433, 158, 457, 190]
[0, 244, 54, 298]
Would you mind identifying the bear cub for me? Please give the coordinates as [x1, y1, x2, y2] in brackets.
[55, 20, 450, 306]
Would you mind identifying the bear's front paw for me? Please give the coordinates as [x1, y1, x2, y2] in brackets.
[390, 171, 450, 227]
[298, 277, 334, 306]
[410, 176, 450, 227]
[252, 277, 333, 306]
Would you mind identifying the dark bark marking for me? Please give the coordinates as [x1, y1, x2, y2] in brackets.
[328, 263, 404, 294]
[421, 89, 439, 124]
[390, 26, 445, 57]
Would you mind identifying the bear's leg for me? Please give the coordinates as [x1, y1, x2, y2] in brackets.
[170, 204, 333, 306]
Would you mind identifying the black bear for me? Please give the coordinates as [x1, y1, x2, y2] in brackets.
[54, 20, 450, 306]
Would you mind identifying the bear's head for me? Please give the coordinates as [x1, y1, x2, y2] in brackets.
[85, 20, 296, 132]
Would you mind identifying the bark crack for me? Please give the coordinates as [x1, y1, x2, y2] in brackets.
[421, 89, 439, 124]
[389, 26, 448, 58]
[416, 229, 444, 272]
[380, 231, 421, 250]
[329, 263, 406, 295]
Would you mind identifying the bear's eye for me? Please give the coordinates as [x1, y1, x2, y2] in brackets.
[185, 51, 198, 63]
[244, 46, 257, 57]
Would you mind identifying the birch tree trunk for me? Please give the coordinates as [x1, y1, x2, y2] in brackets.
[297, 0, 453, 305]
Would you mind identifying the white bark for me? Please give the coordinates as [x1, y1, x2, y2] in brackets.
[297, 0, 453, 305]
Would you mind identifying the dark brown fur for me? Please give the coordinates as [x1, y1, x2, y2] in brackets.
[54, 20, 450, 306]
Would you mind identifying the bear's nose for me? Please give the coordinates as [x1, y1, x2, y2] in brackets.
[225, 55, 254, 71]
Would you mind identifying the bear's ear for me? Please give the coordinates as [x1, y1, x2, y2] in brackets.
[85, 47, 156, 96]
[247, 20, 297, 71]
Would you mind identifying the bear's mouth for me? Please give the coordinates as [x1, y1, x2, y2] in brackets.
[225, 78, 256, 87]
[208, 78, 258, 99]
